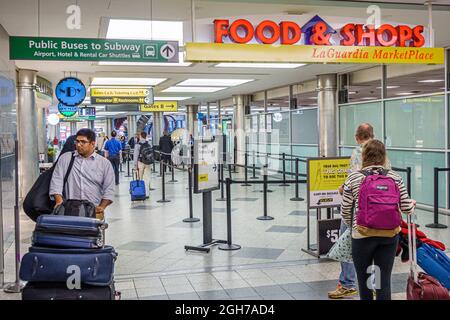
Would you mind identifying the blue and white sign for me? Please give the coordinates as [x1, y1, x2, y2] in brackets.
[55, 77, 86, 106]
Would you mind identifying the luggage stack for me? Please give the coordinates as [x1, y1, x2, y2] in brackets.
[20, 215, 120, 300]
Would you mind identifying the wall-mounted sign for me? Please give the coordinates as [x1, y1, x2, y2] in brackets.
[90, 87, 153, 98]
[307, 157, 350, 209]
[78, 107, 96, 120]
[55, 77, 86, 106]
[58, 103, 78, 117]
[185, 42, 444, 65]
[140, 101, 178, 112]
[10, 37, 179, 63]
[273, 112, 283, 122]
[214, 15, 425, 47]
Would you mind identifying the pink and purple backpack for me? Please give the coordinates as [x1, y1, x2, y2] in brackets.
[357, 169, 402, 230]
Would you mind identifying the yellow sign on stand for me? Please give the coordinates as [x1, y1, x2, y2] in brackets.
[140, 101, 178, 112]
[307, 157, 351, 209]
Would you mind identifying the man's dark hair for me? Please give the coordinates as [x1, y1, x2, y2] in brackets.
[111, 130, 117, 137]
[76, 128, 96, 142]
[140, 131, 147, 139]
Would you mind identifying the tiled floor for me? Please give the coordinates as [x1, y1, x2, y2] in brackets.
[1, 167, 449, 300]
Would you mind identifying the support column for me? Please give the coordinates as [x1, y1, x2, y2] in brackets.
[17, 69, 39, 198]
[186, 105, 198, 139]
[36, 105, 47, 161]
[127, 115, 136, 137]
[152, 112, 163, 145]
[88, 120, 94, 130]
[70, 122, 77, 136]
[105, 118, 112, 136]
[233, 95, 250, 169]
[317, 74, 338, 157]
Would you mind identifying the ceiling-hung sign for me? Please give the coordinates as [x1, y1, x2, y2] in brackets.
[55, 77, 86, 106]
[9, 37, 179, 63]
[140, 101, 178, 112]
[90, 87, 154, 105]
[58, 103, 78, 117]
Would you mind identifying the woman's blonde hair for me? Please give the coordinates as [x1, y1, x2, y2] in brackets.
[362, 139, 386, 168]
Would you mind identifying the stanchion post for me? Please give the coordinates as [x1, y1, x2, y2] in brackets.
[125, 151, 131, 177]
[217, 164, 226, 201]
[157, 162, 171, 203]
[279, 153, 289, 187]
[219, 178, 241, 251]
[406, 166, 412, 197]
[426, 167, 447, 229]
[241, 152, 251, 187]
[169, 162, 178, 183]
[183, 167, 200, 223]
[257, 166, 274, 221]
[290, 158, 304, 202]
[250, 150, 258, 179]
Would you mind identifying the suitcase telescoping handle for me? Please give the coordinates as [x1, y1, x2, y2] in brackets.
[407, 210, 419, 284]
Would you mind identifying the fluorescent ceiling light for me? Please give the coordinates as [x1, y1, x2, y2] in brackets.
[107, 19, 183, 44]
[417, 79, 444, 83]
[360, 97, 378, 100]
[177, 79, 254, 87]
[348, 91, 357, 94]
[91, 77, 166, 86]
[98, 53, 192, 67]
[376, 86, 400, 89]
[396, 92, 414, 96]
[154, 96, 192, 101]
[162, 86, 226, 93]
[215, 63, 305, 69]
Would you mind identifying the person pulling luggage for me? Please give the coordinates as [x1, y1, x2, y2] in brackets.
[50, 128, 115, 220]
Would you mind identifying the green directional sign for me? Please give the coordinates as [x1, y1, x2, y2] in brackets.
[9, 37, 179, 63]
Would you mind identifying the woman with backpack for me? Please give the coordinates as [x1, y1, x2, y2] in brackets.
[341, 139, 415, 300]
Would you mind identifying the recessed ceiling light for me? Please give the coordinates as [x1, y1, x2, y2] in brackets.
[417, 79, 444, 83]
[215, 63, 306, 69]
[177, 79, 254, 87]
[162, 86, 226, 93]
[154, 96, 192, 101]
[376, 86, 400, 89]
[91, 77, 166, 86]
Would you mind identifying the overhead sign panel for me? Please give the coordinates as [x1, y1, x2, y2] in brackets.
[90, 87, 152, 97]
[185, 42, 444, 65]
[9, 37, 179, 63]
[140, 101, 178, 112]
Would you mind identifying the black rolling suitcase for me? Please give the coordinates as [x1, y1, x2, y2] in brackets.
[22, 282, 120, 300]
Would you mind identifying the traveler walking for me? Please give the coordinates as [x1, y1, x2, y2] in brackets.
[159, 130, 173, 172]
[104, 131, 123, 185]
[341, 139, 415, 300]
[328, 123, 375, 299]
[49, 128, 115, 220]
[134, 131, 154, 193]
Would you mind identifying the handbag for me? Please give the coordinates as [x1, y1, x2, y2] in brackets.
[327, 226, 353, 263]
[23, 152, 76, 221]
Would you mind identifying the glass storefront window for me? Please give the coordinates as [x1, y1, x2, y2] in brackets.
[292, 108, 318, 145]
[385, 95, 445, 149]
[339, 102, 383, 146]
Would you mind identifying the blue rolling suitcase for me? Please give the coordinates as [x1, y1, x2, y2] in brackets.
[20, 245, 117, 286]
[32, 215, 106, 249]
[130, 169, 146, 201]
[22, 282, 120, 300]
[417, 243, 450, 290]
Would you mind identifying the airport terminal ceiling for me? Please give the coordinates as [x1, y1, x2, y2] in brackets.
[1, 0, 450, 106]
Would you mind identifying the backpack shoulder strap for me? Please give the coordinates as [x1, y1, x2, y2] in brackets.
[62, 152, 76, 198]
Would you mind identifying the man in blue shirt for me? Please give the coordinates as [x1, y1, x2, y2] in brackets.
[104, 130, 122, 185]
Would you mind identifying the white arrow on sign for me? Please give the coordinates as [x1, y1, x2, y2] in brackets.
[160, 44, 176, 60]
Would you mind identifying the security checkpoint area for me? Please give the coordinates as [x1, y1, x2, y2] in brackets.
[0, 0, 449, 313]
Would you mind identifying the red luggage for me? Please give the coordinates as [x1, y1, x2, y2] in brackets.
[406, 212, 449, 300]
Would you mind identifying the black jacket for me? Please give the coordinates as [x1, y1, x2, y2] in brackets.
[159, 135, 173, 154]
[128, 137, 138, 149]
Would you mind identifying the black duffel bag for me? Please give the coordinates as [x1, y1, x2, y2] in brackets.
[53, 199, 96, 218]
[23, 153, 76, 221]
